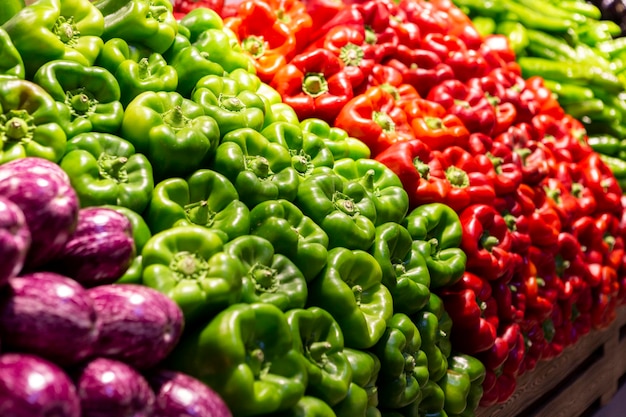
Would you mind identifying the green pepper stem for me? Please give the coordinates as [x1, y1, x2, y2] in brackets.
[162, 106, 189, 129]
[53, 16, 79, 45]
[247, 348, 265, 378]
[333, 191, 357, 216]
[1, 110, 34, 142]
[98, 153, 129, 183]
[303, 73, 329, 98]
[291, 150, 311, 175]
[184, 200, 215, 226]
[220, 95, 246, 112]
[380, 83, 399, 100]
[360, 169, 376, 191]
[308, 341, 332, 363]
[250, 263, 279, 293]
[404, 352, 416, 373]
[246, 156, 272, 178]
[424, 116, 444, 130]
[445, 166, 470, 188]
[339, 43, 365, 67]
[4, 117, 28, 140]
[365, 27, 377, 44]
[352, 284, 363, 306]
[138, 58, 151, 79]
[169, 251, 210, 281]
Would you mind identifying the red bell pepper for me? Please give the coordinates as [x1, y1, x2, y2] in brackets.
[479, 35, 518, 70]
[302, 0, 345, 36]
[271, 48, 353, 123]
[224, 0, 297, 83]
[441, 271, 498, 354]
[403, 98, 469, 151]
[174, 0, 224, 19]
[384, 47, 454, 97]
[398, 0, 451, 36]
[580, 153, 623, 217]
[365, 64, 403, 90]
[334, 85, 415, 157]
[268, 0, 313, 53]
[427, 79, 496, 136]
[460, 204, 515, 281]
[468, 133, 523, 196]
[439, 146, 497, 212]
[531, 113, 592, 164]
[429, 0, 483, 50]
[524, 76, 566, 120]
[375, 139, 451, 209]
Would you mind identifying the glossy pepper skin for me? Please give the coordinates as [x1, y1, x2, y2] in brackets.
[372, 313, 429, 409]
[295, 171, 377, 250]
[212, 127, 300, 208]
[403, 203, 467, 289]
[169, 302, 308, 417]
[33, 60, 124, 139]
[334, 348, 381, 417]
[333, 158, 409, 226]
[0, 28, 25, 79]
[276, 396, 338, 417]
[121, 91, 220, 181]
[370, 222, 431, 315]
[250, 199, 329, 282]
[224, 235, 308, 312]
[94, 0, 177, 54]
[271, 48, 354, 124]
[442, 353, 486, 416]
[300, 118, 371, 161]
[224, 0, 297, 83]
[3, 0, 104, 78]
[95, 38, 178, 106]
[334, 85, 415, 157]
[285, 307, 352, 406]
[59, 132, 154, 213]
[145, 168, 250, 242]
[192, 73, 270, 139]
[141, 226, 245, 324]
[307, 247, 394, 349]
[0, 78, 67, 164]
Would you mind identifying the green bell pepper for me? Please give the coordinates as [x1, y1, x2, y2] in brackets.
[212, 127, 300, 208]
[370, 223, 431, 315]
[93, 0, 177, 54]
[373, 313, 429, 410]
[192, 26, 255, 74]
[3, 0, 104, 78]
[417, 379, 447, 417]
[168, 302, 308, 416]
[337, 348, 382, 417]
[33, 60, 124, 139]
[178, 7, 224, 42]
[141, 226, 245, 323]
[300, 118, 371, 161]
[145, 169, 250, 241]
[121, 91, 220, 181]
[60, 132, 154, 213]
[439, 370, 470, 416]
[96, 38, 177, 106]
[413, 293, 453, 383]
[0, 0, 24, 26]
[307, 247, 393, 349]
[333, 158, 409, 226]
[295, 171, 377, 251]
[0, 78, 67, 164]
[446, 354, 485, 416]
[0, 28, 25, 79]
[249, 199, 328, 282]
[168, 45, 228, 98]
[285, 307, 352, 406]
[403, 203, 467, 289]
[262, 121, 335, 181]
[275, 396, 338, 417]
[223, 235, 307, 311]
[192, 74, 269, 138]
[103, 205, 151, 285]
[266, 102, 301, 126]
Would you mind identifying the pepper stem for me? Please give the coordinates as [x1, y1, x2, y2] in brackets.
[53, 16, 79, 45]
[373, 111, 395, 132]
[480, 231, 499, 251]
[445, 166, 470, 188]
[247, 348, 265, 378]
[291, 149, 312, 175]
[220, 94, 246, 112]
[413, 157, 430, 179]
[365, 27, 377, 44]
[246, 156, 272, 178]
[66, 88, 96, 117]
[4, 116, 29, 140]
[308, 341, 332, 363]
[302, 73, 329, 98]
[242, 35, 266, 58]
[169, 251, 210, 281]
[360, 169, 376, 191]
[162, 106, 189, 129]
[352, 284, 363, 305]
[332, 191, 357, 216]
[138, 58, 151, 79]
[249, 263, 279, 293]
[403, 352, 416, 373]
[339, 43, 365, 67]
[424, 116, 444, 130]
[184, 200, 215, 227]
[98, 153, 129, 183]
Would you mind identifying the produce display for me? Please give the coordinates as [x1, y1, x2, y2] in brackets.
[0, 0, 626, 416]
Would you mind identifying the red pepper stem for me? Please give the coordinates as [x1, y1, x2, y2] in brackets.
[413, 157, 430, 179]
[303, 73, 329, 97]
[445, 166, 470, 188]
[373, 111, 395, 132]
[480, 231, 499, 251]
[340, 43, 365, 67]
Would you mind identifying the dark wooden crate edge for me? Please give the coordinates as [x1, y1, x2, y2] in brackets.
[476, 307, 626, 417]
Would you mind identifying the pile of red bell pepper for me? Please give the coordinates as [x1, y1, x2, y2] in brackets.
[173, 0, 626, 407]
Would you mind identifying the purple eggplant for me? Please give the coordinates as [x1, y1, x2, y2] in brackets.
[47, 207, 136, 287]
[0, 272, 99, 366]
[0, 156, 71, 184]
[76, 357, 155, 417]
[0, 353, 81, 417]
[0, 197, 30, 286]
[87, 284, 184, 370]
[148, 369, 233, 417]
[0, 166, 79, 269]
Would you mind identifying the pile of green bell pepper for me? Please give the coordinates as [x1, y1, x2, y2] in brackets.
[0, 1, 491, 416]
